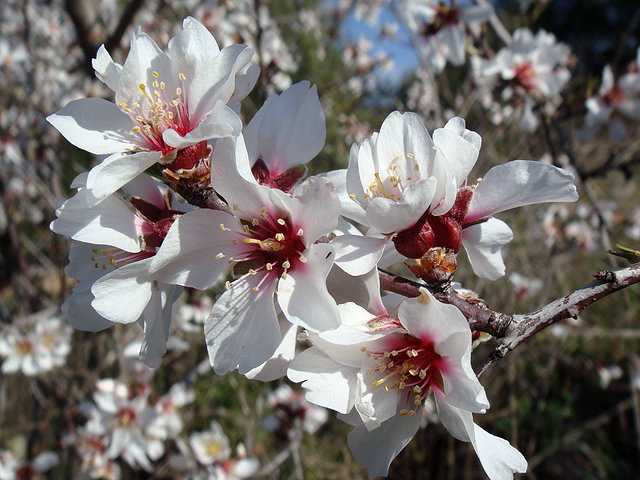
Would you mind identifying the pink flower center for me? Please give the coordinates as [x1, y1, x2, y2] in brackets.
[603, 86, 626, 107]
[120, 71, 191, 156]
[251, 159, 306, 193]
[365, 332, 447, 416]
[90, 197, 182, 270]
[513, 62, 537, 92]
[219, 209, 307, 292]
[116, 407, 137, 427]
[421, 4, 460, 37]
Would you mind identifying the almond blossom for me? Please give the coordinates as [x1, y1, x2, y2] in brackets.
[81, 379, 158, 471]
[147, 135, 342, 374]
[472, 28, 571, 131]
[336, 112, 578, 279]
[398, 0, 493, 73]
[288, 289, 527, 478]
[50, 174, 188, 367]
[577, 64, 640, 141]
[0, 311, 72, 376]
[47, 17, 258, 206]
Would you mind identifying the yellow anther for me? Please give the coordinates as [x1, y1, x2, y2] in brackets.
[160, 81, 165, 89]
[251, 218, 259, 226]
[407, 152, 414, 158]
[132, 126, 141, 132]
[413, 386, 421, 393]
[152, 71, 159, 78]
[348, 193, 356, 199]
[299, 256, 307, 263]
[383, 386, 390, 391]
[296, 228, 304, 236]
[153, 80, 159, 88]
[178, 72, 186, 80]
[252, 287, 260, 292]
[277, 218, 286, 225]
[275, 233, 285, 242]
[219, 224, 226, 231]
[215, 253, 225, 260]
[231, 240, 238, 245]
[232, 203, 239, 210]
[409, 369, 418, 376]
[400, 409, 409, 416]
[360, 346, 367, 352]
[408, 349, 419, 357]
[136, 115, 144, 121]
[413, 164, 420, 171]
[282, 260, 291, 269]
[242, 225, 251, 233]
[408, 410, 416, 416]
[389, 163, 397, 170]
[419, 370, 427, 379]
[266, 263, 273, 271]
[281, 273, 288, 280]
[176, 87, 183, 95]
[248, 269, 257, 275]
[225, 281, 231, 290]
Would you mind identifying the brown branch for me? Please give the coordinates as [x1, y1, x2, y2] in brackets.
[379, 262, 640, 372]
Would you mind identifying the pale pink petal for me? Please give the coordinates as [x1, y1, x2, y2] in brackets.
[138, 286, 180, 367]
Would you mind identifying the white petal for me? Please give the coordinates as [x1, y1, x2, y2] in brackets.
[91, 259, 154, 323]
[245, 81, 325, 173]
[148, 208, 244, 289]
[467, 160, 578, 222]
[245, 321, 298, 381]
[398, 289, 470, 354]
[366, 177, 437, 233]
[435, 398, 527, 480]
[462, 218, 513, 280]
[287, 347, 357, 414]
[324, 168, 368, 225]
[331, 233, 386, 276]
[50, 187, 140, 252]
[92, 45, 122, 91]
[277, 243, 340, 332]
[85, 150, 160, 206]
[346, 412, 421, 477]
[47, 98, 140, 155]
[138, 286, 180, 367]
[62, 285, 113, 332]
[205, 274, 281, 375]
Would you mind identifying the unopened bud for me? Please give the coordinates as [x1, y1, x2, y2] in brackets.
[408, 247, 457, 286]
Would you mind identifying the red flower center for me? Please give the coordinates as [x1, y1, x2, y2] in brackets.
[365, 332, 448, 416]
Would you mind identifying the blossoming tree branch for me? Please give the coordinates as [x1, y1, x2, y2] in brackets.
[26, 2, 640, 478]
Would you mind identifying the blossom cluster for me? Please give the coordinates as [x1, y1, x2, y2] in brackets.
[43, 16, 583, 478]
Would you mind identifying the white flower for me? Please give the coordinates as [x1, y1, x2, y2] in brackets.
[0, 311, 72, 376]
[474, 28, 570, 131]
[262, 383, 328, 435]
[147, 135, 342, 375]
[244, 81, 325, 192]
[190, 421, 231, 466]
[288, 289, 526, 478]
[337, 112, 578, 279]
[82, 379, 159, 471]
[577, 65, 640, 141]
[51, 174, 187, 367]
[47, 17, 258, 205]
[400, 0, 493, 73]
